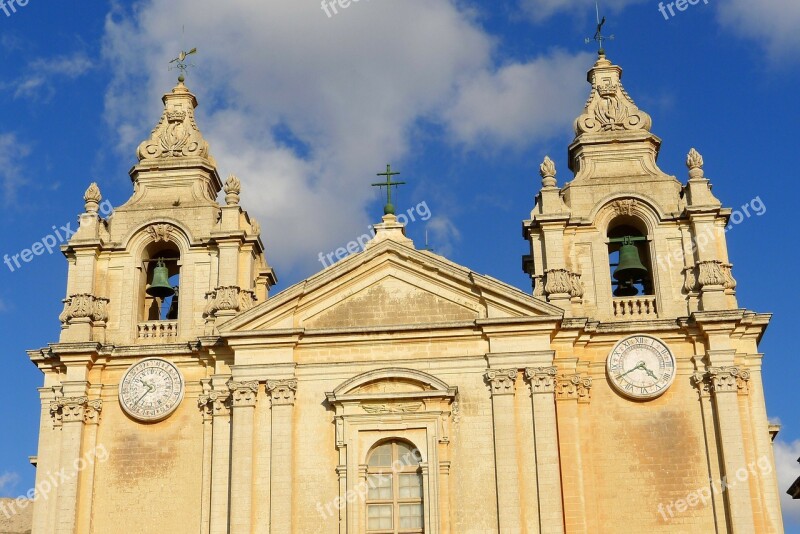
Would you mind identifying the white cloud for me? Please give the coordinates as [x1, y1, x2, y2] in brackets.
[774, 439, 800, 528]
[101, 1, 591, 275]
[0, 133, 30, 204]
[520, 0, 644, 23]
[11, 54, 92, 101]
[0, 472, 19, 494]
[717, 0, 800, 63]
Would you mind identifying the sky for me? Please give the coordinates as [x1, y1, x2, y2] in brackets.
[0, 0, 799, 529]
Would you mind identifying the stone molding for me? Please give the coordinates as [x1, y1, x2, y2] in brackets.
[524, 366, 557, 394]
[485, 369, 517, 396]
[556, 374, 593, 403]
[59, 294, 109, 325]
[267, 379, 298, 406]
[228, 380, 259, 407]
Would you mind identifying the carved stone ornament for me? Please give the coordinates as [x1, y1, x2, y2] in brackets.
[267, 379, 298, 406]
[574, 56, 652, 136]
[228, 380, 259, 407]
[708, 366, 750, 395]
[485, 369, 517, 396]
[147, 223, 173, 243]
[136, 82, 211, 162]
[533, 275, 545, 297]
[59, 294, 109, 324]
[686, 148, 705, 179]
[556, 374, 593, 403]
[691, 371, 711, 398]
[250, 218, 261, 236]
[525, 367, 557, 394]
[362, 402, 424, 414]
[539, 156, 557, 188]
[544, 269, 573, 296]
[683, 266, 699, 294]
[569, 272, 584, 298]
[697, 260, 727, 288]
[203, 286, 256, 318]
[224, 174, 241, 206]
[198, 390, 232, 417]
[611, 199, 638, 216]
[51, 397, 102, 424]
[720, 263, 737, 290]
[84, 183, 102, 213]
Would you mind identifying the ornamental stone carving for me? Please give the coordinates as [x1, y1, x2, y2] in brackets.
[539, 156, 557, 188]
[84, 183, 102, 213]
[228, 380, 259, 407]
[203, 286, 256, 317]
[708, 366, 750, 395]
[525, 367, 557, 394]
[59, 294, 109, 324]
[147, 223, 173, 243]
[569, 272, 584, 298]
[267, 379, 298, 406]
[224, 175, 241, 206]
[532, 275, 545, 297]
[686, 148, 705, 179]
[720, 263, 737, 290]
[362, 402, 423, 414]
[84, 399, 103, 425]
[198, 391, 232, 417]
[611, 199, 638, 216]
[544, 269, 572, 296]
[683, 266, 698, 294]
[697, 260, 726, 288]
[556, 374, 593, 403]
[485, 369, 517, 396]
[51, 397, 102, 424]
[691, 371, 711, 398]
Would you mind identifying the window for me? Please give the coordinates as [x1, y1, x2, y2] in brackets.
[608, 222, 653, 297]
[366, 440, 424, 533]
[142, 246, 180, 321]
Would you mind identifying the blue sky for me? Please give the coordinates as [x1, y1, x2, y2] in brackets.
[1, 0, 798, 529]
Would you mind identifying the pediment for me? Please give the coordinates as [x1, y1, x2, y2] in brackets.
[221, 239, 562, 334]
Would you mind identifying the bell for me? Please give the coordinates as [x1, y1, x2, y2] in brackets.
[613, 239, 648, 283]
[614, 280, 639, 297]
[146, 259, 175, 299]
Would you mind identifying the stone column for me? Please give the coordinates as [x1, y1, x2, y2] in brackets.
[75, 399, 102, 534]
[707, 366, 756, 532]
[54, 396, 89, 534]
[555, 374, 591, 534]
[198, 385, 214, 534]
[228, 380, 259, 534]
[267, 379, 298, 534]
[691, 368, 727, 531]
[205, 385, 232, 534]
[525, 367, 564, 534]
[485, 369, 522, 533]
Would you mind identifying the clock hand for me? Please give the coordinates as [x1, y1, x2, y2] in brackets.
[618, 361, 646, 379]
[643, 366, 658, 381]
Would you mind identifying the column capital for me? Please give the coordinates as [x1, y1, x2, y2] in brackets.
[524, 366, 557, 394]
[267, 379, 298, 406]
[484, 368, 517, 396]
[708, 366, 750, 395]
[198, 390, 232, 417]
[691, 371, 711, 398]
[51, 396, 102, 424]
[555, 374, 592, 403]
[228, 379, 260, 407]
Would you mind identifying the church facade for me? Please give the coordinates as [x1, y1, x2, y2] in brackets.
[27, 52, 784, 533]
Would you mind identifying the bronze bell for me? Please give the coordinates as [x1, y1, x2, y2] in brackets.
[146, 259, 175, 299]
[613, 238, 648, 283]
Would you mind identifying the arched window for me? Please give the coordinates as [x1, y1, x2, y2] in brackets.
[366, 439, 424, 533]
[608, 220, 653, 297]
[142, 244, 180, 321]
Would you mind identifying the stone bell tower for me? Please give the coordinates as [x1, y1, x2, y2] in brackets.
[523, 51, 736, 321]
[28, 78, 275, 534]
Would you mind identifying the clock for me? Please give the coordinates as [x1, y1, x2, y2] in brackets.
[607, 334, 676, 400]
[119, 358, 185, 422]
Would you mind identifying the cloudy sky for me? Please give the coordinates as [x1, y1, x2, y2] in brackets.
[1, 0, 799, 529]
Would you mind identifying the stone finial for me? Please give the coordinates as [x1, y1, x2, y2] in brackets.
[84, 183, 102, 213]
[686, 148, 705, 179]
[224, 174, 241, 205]
[539, 156, 557, 187]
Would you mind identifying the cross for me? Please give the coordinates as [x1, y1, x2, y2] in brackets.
[584, 2, 614, 53]
[371, 164, 406, 215]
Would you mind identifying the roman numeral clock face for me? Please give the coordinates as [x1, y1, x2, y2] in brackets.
[607, 335, 676, 400]
[119, 358, 185, 422]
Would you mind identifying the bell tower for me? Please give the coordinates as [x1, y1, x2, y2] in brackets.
[523, 51, 736, 321]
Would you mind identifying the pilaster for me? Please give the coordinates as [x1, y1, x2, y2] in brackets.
[267, 378, 297, 534]
[555, 373, 591, 534]
[228, 379, 259, 534]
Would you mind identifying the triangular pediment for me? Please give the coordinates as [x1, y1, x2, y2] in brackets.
[221, 238, 562, 334]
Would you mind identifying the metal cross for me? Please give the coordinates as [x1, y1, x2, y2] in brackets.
[372, 164, 406, 215]
[585, 2, 614, 53]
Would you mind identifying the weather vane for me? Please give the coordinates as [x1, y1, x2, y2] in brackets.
[169, 47, 197, 83]
[372, 164, 406, 216]
[585, 2, 614, 54]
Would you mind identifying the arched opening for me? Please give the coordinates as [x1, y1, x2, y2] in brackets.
[608, 217, 653, 297]
[141, 243, 181, 321]
[365, 439, 424, 533]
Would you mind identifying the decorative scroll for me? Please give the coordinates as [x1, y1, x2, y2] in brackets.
[59, 294, 109, 324]
[485, 369, 517, 396]
[524, 367, 557, 394]
[267, 379, 298, 406]
[556, 374, 593, 403]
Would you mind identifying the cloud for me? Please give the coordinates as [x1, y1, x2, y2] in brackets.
[520, 0, 645, 23]
[101, 1, 591, 276]
[717, 0, 800, 63]
[0, 472, 19, 494]
[0, 133, 30, 204]
[11, 54, 93, 101]
[774, 439, 800, 528]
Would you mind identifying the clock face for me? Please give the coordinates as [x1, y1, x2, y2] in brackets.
[119, 358, 184, 422]
[607, 335, 676, 400]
